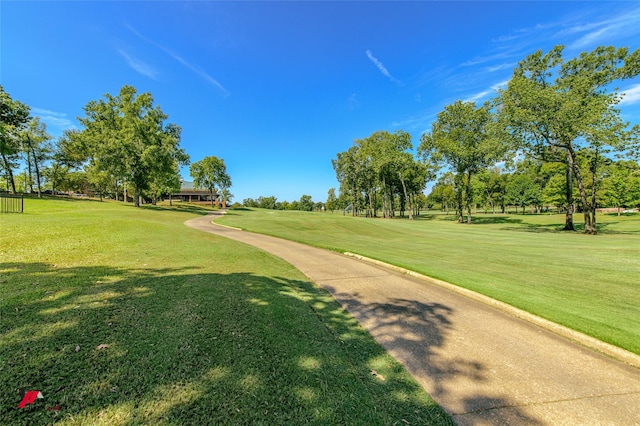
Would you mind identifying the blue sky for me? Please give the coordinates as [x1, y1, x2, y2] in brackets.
[2, 1, 640, 202]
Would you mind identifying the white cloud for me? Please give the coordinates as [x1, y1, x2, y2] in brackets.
[619, 84, 640, 106]
[31, 107, 75, 132]
[566, 6, 640, 50]
[348, 93, 359, 109]
[491, 33, 521, 43]
[463, 80, 509, 103]
[167, 51, 230, 97]
[118, 49, 158, 80]
[125, 23, 229, 96]
[569, 26, 612, 49]
[391, 110, 437, 132]
[464, 90, 491, 103]
[486, 63, 515, 73]
[366, 50, 401, 85]
[462, 51, 514, 67]
[491, 80, 509, 91]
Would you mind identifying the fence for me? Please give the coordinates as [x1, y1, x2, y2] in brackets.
[0, 193, 24, 213]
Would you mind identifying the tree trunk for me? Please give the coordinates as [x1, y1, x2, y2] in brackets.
[134, 187, 141, 207]
[399, 172, 413, 220]
[26, 135, 42, 197]
[382, 177, 388, 218]
[455, 178, 463, 223]
[1, 152, 17, 193]
[351, 183, 356, 217]
[562, 155, 576, 231]
[465, 172, 472, 224]
[590, 150, 599, 234]
[569, 146, 596, 235]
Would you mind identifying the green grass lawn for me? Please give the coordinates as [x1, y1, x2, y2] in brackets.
[218, 208, 640, 356]
[0, 198, 451, 425]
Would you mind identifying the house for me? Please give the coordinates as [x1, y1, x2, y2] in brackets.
[171, 181, 225, 207]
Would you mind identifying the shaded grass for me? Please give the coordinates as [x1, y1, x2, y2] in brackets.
[1, 199, 451, 425]
[218, 208, 640, 355]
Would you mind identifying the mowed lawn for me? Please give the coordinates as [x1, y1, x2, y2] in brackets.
[0, 198, 452, 425]
[218, 208, 640, 356]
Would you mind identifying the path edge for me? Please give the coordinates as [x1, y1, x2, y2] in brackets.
[205, 213, 640, 370]
[343, 252, 640, 370]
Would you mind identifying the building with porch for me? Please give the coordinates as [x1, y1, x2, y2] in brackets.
[171, 181, 225, 207]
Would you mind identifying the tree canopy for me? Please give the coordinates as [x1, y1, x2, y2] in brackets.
[332, 130, 430, 219]
[419, 101, 507, 223]
[190, 156, 232, 207]
[498, 45, 640, 233]
[77, 85, 189, 206]
[0, 85, 31, 193]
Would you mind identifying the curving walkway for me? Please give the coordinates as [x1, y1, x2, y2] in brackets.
[185, 212, 640, 425]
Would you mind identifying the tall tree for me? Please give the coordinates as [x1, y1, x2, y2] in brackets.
[298, 194, 314, 211]
[499, 45, 640, 234]
[0, 86, 31, 193]
[506, 173, 542, 214]
[419, 100, 506, 224]
[189, 156, 231, 207]
[603, 160, 640, 215]
[332, 145, 363, 216]
[326, 188, 338, 213]
[20, 117, 52, 197]
[78, 85, 186, 207]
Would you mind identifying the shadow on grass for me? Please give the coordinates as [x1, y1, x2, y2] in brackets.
[499, 220, 640, 235]
[1, 262, 453, 425]
[26, 194, 104, 203]
[467, 216, 524, 225]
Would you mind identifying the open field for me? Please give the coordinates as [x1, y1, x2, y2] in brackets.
[0, 198, 451, 425]
[218, 209, 640, 356]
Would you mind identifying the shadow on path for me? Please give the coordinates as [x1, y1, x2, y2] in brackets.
[323, 286, 543, 424]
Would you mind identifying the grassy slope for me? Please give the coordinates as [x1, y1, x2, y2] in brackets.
[218, 208, 640, 355]
[0, 198, 451, 425]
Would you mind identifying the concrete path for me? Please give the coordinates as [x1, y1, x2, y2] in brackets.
[185, 213, 640, 425]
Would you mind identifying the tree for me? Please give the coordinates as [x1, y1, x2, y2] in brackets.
[190, 156, 231, 207]
[603, 160, 640, 214]
[20, 117, 52, 197]
[257, 196, 277, 209]
[419, 100, 506, 224]
[506, 173, 542, 214]
[333, 130, 430, 219]
[298, 194, 314, 211]
[326, 188, 338, 213]
[0, 86, 31, 193]
[221, 189, 234, 205]
[332, 145, 363, 216]
[428, 172, 456, 213]
[499, 45, 640, 234]
[78, 85, 187, 207]
[477, 167, 508, 214]
[42, 158, 69, 194]
[243, 198, 259, 208]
